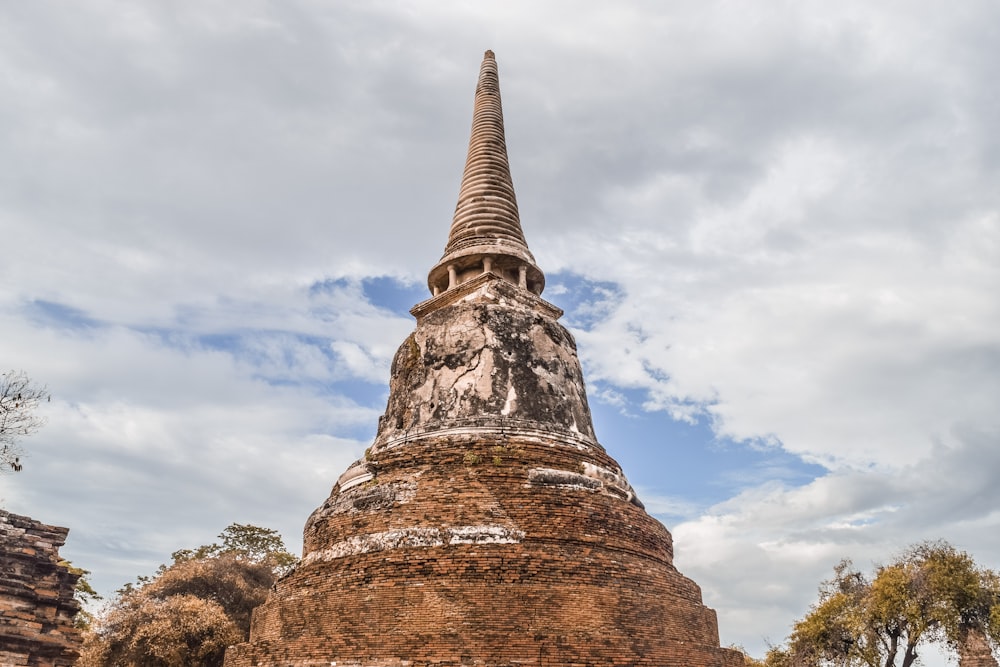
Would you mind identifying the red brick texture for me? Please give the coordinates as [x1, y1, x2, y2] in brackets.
[0, 510, 82, 667]
[225, 428, 743, 667]
[960, 628, 1000, 667]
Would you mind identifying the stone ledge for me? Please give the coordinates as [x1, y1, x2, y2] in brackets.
[303, 524, 526, 563]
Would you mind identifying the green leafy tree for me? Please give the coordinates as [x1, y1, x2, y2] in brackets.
[0, 369, 50, 472]
[79, 523, 297, 667]
[730, 642, 794, 666]
[781, 541, 1000, 667]
[171, 523, 297, 574]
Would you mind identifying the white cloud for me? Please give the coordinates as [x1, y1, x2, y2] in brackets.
[666, 425, 1000, 658]
[0, 3, 998, 664]
[572, 129, 1000, 467]
[0, 296, 381, 595]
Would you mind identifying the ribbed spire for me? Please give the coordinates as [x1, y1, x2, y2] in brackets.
[447, 50, 527, 255]
[427, 51, 545, 297]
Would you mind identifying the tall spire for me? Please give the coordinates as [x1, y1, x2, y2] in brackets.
[427, 50, 545, 297]
[224, 49, 745, 667]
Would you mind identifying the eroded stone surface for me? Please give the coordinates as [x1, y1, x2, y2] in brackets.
[376, 279, 595, 449]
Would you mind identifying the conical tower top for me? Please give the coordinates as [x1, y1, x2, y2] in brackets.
[427, 51, 545, 297]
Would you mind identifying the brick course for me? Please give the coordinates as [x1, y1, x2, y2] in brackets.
[227, 429, 741, 666]
[960, 628, 999, 667]
[0, 510, 81, 667]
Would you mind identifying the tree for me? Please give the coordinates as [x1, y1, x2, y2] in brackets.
[170, 522, 297, 574]
[0, 369, 50, 472]
[781, 541, 1000, 667]
[60, 560, 103, 630]
[79, 523, 297, 667]
[79, 593, 242, 667]
[730, 644, 778, 666]
[146, 553, 276, 633]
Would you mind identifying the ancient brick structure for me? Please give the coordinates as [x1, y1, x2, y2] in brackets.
[0, 510, 81, 667]
[225, 51, 742, 667]
[960, 628, 1000, 667]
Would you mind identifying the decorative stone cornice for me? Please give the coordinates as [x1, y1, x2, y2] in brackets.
[374, 417, 601, 453]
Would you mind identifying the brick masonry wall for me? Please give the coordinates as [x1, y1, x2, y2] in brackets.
[0, 510, 81, 667]
[225, 432, 744, 667]
[960, 628, 999, 667]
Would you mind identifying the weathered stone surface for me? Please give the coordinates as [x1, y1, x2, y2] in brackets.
[375, 278, 595, 448]
[224, 50, 742, 667]
[0, 511, 81, 667]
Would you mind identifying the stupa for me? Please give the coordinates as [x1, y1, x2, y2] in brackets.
[224, 51, 742, 667]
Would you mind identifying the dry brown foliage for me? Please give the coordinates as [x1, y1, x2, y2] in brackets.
[79, 548, 283, 666]
[78, 593, 241, 667]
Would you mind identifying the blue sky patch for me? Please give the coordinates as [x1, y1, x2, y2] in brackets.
[545, 272, 625, 331]
[24, 299, 102, 331]
[361, 276, 427, 316]
[588, 384, 823, 512]
[307, 277, 354, 295]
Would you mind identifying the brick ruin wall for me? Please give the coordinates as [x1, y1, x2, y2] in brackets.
[0, 510, 81, 667]
[960, 628, 1000, 667]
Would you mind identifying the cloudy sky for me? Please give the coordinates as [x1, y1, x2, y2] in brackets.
[2, 1, 998, 662]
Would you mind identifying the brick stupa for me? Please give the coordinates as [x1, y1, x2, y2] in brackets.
[224, 51, 743, 667]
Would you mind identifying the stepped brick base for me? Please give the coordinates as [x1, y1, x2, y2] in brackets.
[225, 434, 742, 667]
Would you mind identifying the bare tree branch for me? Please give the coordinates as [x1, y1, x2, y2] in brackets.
[0, 369, 51, 472]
